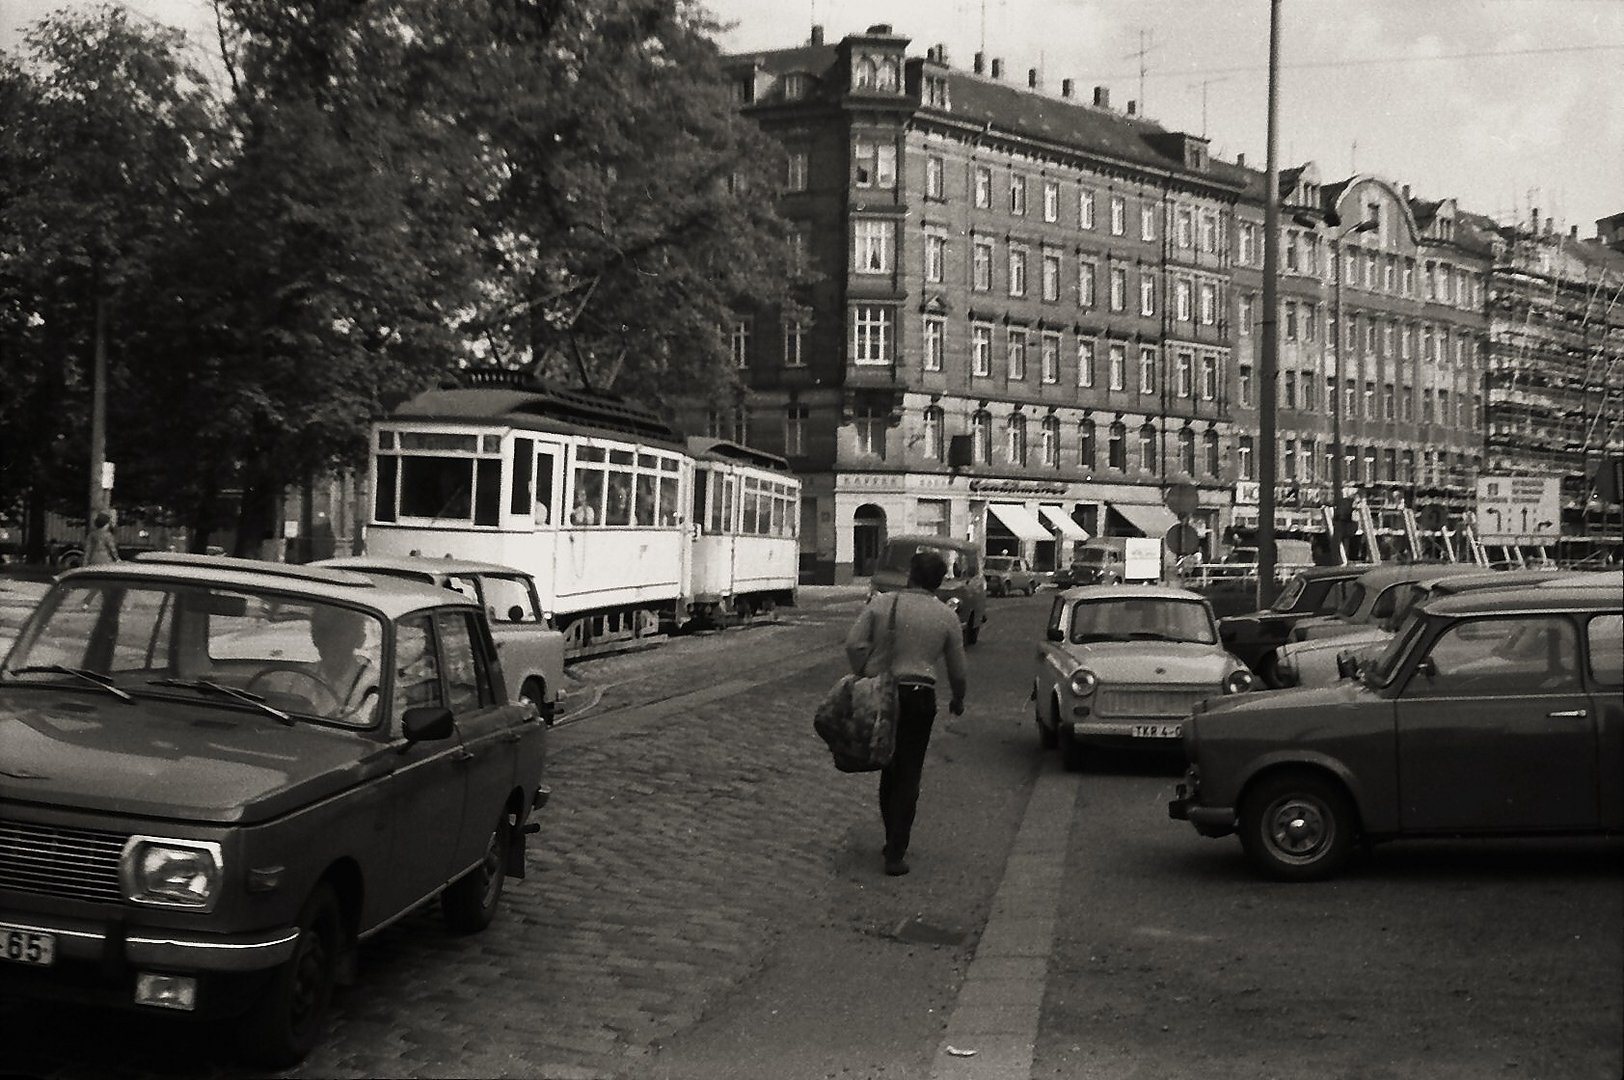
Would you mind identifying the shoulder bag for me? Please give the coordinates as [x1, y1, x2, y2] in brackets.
[813, 595, 900, 772]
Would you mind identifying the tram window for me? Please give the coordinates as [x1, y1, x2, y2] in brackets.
[375, 456, 398, 522]
[474, 459, 502, 526]
[635, 474, 657, 526]
[534, 450, 554, 524]
[604, 472, 633, 526]
[399, 457, 473, 519]
[692, 472, 708, 530]
[661, 475, 680, 526]
[572, 468, 603, 525]
[510, 438, 534, 516]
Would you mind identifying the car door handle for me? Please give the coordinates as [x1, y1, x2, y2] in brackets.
[1547, 709, 1587, 718]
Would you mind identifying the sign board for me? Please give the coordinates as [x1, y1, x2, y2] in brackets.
[1233, 481, 1260, 505]
[1163, 482, 1199, 518]
[1165, 522, 1202, 557]
[1123, 537, 1162, 582]
[100, 461, 115, 490]
[1474, 475, 1560, 544]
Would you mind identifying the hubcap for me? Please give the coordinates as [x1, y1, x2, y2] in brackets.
[1267, 797, 1330, 859]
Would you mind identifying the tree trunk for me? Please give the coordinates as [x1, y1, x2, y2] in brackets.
[234, 469, 281, 559]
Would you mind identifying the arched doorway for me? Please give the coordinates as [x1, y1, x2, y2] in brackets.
[853, 504, 887, 577]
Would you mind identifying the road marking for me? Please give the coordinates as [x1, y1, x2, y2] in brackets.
[929, 763, 1077, 1080]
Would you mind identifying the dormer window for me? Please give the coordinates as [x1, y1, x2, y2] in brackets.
[854, 57, 877, 90]
[783, 73, 805, 101]
[924, 75, 951, 109]
[877, 58, 900, 92]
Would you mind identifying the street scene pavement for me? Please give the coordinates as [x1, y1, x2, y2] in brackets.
[3, 581, 1620, 1080]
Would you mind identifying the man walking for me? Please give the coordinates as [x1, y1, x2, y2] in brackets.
[844, 551, 968, 876]
[85, 510, 120, 565]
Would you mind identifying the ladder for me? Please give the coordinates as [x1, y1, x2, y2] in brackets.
[1354, 498, 1383, 565]
[1320, 505, 1345, 565]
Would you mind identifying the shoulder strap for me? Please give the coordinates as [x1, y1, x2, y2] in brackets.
[884, 594, 900, 673]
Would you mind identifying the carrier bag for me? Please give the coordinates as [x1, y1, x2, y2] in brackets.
[813, 597, 899, 772]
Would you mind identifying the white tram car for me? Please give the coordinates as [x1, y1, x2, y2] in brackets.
[365, 378, 799, 655]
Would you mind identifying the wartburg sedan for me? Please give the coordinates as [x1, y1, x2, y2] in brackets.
[0, 554, 549, 1066]
[1170, 582, 1623, 880]
[1034, 585, 1255, 770]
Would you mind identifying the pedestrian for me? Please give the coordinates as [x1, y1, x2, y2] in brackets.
[85, 509, 120, 565]
[844, 550, 968, 877]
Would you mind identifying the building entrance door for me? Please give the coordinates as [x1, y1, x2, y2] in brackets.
[853, 504, 886, 576]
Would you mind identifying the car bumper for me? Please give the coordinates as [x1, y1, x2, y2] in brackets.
[1167, 782, 1236, 837]
[0, 909, 299, 972]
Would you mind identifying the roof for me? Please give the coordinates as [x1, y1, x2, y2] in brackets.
[1421, 567, 1565, 592]
[1292, 563, 1375, 580]
[391, 384, 688, 451]
[1059, 584, 1206, 602]
[1424, 582, 1622, 618]
[1352, 563, 1466, 588]
[314, 555, 531, 579]
[882, 533, 980, 553]
[67, 554, 468, 619]
[685, 436, 793, 473]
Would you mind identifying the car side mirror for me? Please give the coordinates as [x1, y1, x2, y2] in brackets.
[1046, 627, 1065, 642]
[402, 705, 455, 742]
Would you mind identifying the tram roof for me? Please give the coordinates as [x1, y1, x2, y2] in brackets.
[391, 385, 688, 450]
[685, 437, 793, 474]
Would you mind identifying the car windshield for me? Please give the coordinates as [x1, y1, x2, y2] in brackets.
[1270, 576, 1307, 611]
[1077, 550, 1110, 565]
[1069, 597, 1216, 644]
[1, 579, 385, 728]
[1382, 583, 1430, 630]
[879, 544, 977, 579]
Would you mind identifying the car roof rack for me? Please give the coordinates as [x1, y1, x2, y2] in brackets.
[130, 551, 377, 587]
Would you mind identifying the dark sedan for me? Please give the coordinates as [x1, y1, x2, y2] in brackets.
[1218, 564, 1369, 676]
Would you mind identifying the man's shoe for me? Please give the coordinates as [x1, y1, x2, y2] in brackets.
[884, 857, 910, 876]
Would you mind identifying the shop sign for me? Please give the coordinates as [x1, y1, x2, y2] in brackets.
[968, 478, 1067, 495]
[1233, 481, 1260, 505]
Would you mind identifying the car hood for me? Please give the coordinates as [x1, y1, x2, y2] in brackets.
[0, 689, 393, 825]
[1279, 626, 1392, 658]
[1199, 679, 1370, 721]
[1061, 640, 1237, 681]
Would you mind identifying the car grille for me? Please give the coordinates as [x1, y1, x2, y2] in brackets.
[0, 819, 128, 903]
[1096, 686, 1209, 719]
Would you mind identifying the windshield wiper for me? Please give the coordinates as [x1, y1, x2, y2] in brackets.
[4, 665, 134, 701]
[148, 678, 292, 724]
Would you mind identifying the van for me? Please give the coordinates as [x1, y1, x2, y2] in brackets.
[869, 533, 988, 645]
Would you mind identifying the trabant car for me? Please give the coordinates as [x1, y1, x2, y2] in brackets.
[984, 555, 1040, 597]
[1218, 564, 1370, 674]
[1170, 582, 1623, 880]
[870, 534, 987, 645]
[315, 556, 564, 722]
[1033, 584, 1255, 770]
[0, 554, 549, 1065]
[1280, 563, 1479, 645]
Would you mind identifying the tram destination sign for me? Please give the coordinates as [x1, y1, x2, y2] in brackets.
[1474, 475, 1560, 544]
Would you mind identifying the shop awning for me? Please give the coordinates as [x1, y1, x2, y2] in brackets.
[986, 503, 1051, 542]
[1108, 502, 1177, 538]
[1038, 505, 1089, 541]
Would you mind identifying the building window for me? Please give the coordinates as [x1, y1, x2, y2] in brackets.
[1108, 343, 1126, 391]
[853, 137, 896, 187]
[1238, 222, 1257, 266]
[784, 404, 807, 455]
[922, 405, 944, 461]
[1284, 301, 1298, 341]
[1043, 180, 1060, 222]
[924, 74, 950, 108]
[1238, 293, 1254, 336]
[1007, 329, 1028, 380]
[1177, 350, 1194, 399]
[1042, 250, 1061, 301]
[1078, 340, 1096, 388]
[1239, 363, 1254, 407]
[1141, 202, 1157, 242]
[974, 166, 992, 208]
[785, 150, 808, 192]
[1302, 438, 1317, 480]
[1178, 428, 1196, 475]
[923, 316, 945, 372]
[1203, 428, 1220, 476]
[851, 306, 893, 365]
[854, 57, 876, 89]
[855, 407, 887, 459]
[1238, 435, 1255, 480]
[1008, 413, 1028, 466]
[1382, 382, 1395, 420]
[1201, 353, 1218, 401]
[782, 73, 805, 101]
[925, 232, 946, 283]
[783, 320, 806, 367]
[788, 227, 808, 277]
[1109, 266, 1127, 312]
[1400, 384, 1413, 422]
[972, 323, 993, 377]
[1041, 415, 1060, 467]
[730, 320, 750, 368]
[1108, 421, 1127, 469]
[1176, 207, 1194, 248]
[1175, 278, 1193, 322]
[1009, 173, 1027, 216]
[1080, 189, 1097, 229]
[1078, 259, 1098, 307]
[1363, 380, 1376, 418]
[1200, 213, 1218, 253]
[1139, 275, 1156, 317]
[1008, 245, 1028, 297]
[1284, 370, 1297, 410]
[1301, 369, 1317, 411]
[854, 219, 895, 273]
[972, 410, 992, 464]
[1199, 282, 1217, 325]
[1137, 423, 1157, 472]
[1078, 419, 1097, 470]
[1283, 438, 1297, 481]
[1041, 332, 1060, 384]
[1110, 194, 1126, 236]
[1139, 345, 1157, 395]
[925, 155, 945, 199]
[972, 238, 993, 292]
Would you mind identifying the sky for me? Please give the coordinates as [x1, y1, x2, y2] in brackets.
[5, 0, 1621, 234]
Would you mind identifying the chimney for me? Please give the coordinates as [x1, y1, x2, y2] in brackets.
[1061, 78, 1074, 98]
[1531, 207, 1540, 233]
[973, 51, 986, 75]
[935, 43, 948, 65]
[1402, 184, 1411, 202]
[1093, 85, 1110, 108]
[866, 23, 893, 34]
[1029, 68, 1040, 89]
[1126, 100, 1137, 116]
[1236, 152, 1246, 167]
[991, 58, 1004, 79]
[1570, 224, 1579, 238]
[809, 25, 823, 45]
[1545, 215, 1554, 236]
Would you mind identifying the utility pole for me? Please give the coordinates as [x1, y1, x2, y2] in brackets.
[1257, 0, 1282, 606]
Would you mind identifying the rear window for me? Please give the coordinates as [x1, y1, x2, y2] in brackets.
[879, 543, 978, 579]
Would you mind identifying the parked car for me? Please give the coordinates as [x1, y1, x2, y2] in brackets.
[984, 555, 1040, 597]
[1170, 581, 1623, 880]
[315, 556, 564, 722]
[1218, 564, 1371, 675]
[1280, 563, 1481, 646]
[870, 534, 987, 645]
[1273, 567, 1566, 688]
[0, 553, 550, 1065]
[1033, 584, 1255, 770]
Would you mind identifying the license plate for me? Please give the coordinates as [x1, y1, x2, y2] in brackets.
[1131, 723, 1182, 739]
[1, 924, 56, 967]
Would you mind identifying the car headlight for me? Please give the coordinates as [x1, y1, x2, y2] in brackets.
[1068, 668, 1099, 696]
[1223, 668, 1255, 694]
[121, 838, 223, 911]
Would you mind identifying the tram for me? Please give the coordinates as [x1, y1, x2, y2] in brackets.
[365, 374, 799, 655]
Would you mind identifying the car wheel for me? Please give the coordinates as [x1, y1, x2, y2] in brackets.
[442, 808, 512, 934]
[1058, 725, 1084, 771]
[1037, 694, 1059, 750]
[1238, 771, 1356, 881]
[519, 677, 546, 713]
[237, 884, 341, 1069]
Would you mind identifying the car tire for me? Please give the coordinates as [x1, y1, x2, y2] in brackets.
[1238, 771, 1356, 881]
[237, 884, 342, 1069]
[519, 677, 546, 714]
[442, 808, 512, 934]
[1058, 725, 1084, 771]
[1037, 695, 1059, 750]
